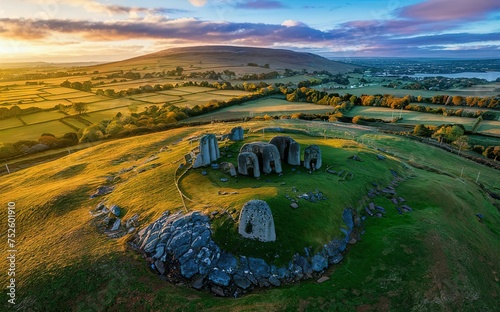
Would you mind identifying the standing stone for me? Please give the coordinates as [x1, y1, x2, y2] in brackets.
[269, 136, 301, 166]
[237, 152, 261, 178]
[193, 134, 221, 168]
[229, 126, 244, 141]
[303, 145, 322, 170]
[240, 142, 282, 174]
[220, 162, 237, 177]
[238, 200, 276, 242]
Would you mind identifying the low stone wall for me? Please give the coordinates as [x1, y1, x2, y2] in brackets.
[131, 207, 361, 297]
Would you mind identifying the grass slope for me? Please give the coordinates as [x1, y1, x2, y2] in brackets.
[0, 119, 498, 311]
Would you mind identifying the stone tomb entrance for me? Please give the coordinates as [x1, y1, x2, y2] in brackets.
[240, 142, 282, 175]
[238, 152, 261, 178]
[304, 145, 322, 170]
[238, 200, 276, 242]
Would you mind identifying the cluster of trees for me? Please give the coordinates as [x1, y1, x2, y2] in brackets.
[281, 86, 358, 111]
[60, 80, 94, 92]
[413, 124, 465, 142]
[94, 83, 175, 98]
[404, 104, 496, 120]
[483, 146, 500, 161]
[402, 77, 489, 91]
[187, 70, 235, 80]
[2, 71, 89, 82]
[0, 105, 43, 119]
[413, 123, 499, 160]
[0, 132, 78, 160]
[247, 63, 269, 67]
[424, 95, 498, 108]
[356, 94, 498, 118]
[240, 71, 281, 81]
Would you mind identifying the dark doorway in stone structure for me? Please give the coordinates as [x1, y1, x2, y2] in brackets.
[310, 159, 317, 170]
[245, 221, 253, 234]
[270, 160, 276, 171]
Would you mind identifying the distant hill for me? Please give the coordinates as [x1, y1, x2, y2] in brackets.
[89, 45, 358, 74]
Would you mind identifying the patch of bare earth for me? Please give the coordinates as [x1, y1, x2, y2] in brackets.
[423, 232, 464, 311]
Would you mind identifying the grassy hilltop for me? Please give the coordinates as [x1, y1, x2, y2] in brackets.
[0, 119, 499, 311]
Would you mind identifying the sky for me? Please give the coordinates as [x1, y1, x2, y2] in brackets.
[0, 0, 499, 62]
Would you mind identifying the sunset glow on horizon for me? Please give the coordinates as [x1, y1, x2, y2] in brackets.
[0, 0, 499, 62]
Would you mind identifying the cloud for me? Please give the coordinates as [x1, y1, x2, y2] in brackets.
[281, 20, 308, 27]
[23, 0, 186, 16]
[1, 0, 499, 59]
[188, 0, 208, 7]
[399, 0, 500, 22]
[234, 0, 285, 9]
[2, 16, 495, 51]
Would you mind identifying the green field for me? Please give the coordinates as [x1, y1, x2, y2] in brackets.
[345, 105, 500, 135]
[187, 98, 336, 121]
[43, 90, 95, 101]
[85, 98, 139, 111]
[0, 119, 498, 311]
[0, 117, 24, 130]
[0, 84, 254, 142]
[0, 120, 74, 142]
[129, 93, 181, 103]
[63, 117, 91, 129]
[20, 111, 66, 124]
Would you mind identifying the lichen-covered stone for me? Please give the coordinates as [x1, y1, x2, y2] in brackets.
[269, 136, 300, 165]
[238, 200, 276, 242]
[303, 145, 322, 170]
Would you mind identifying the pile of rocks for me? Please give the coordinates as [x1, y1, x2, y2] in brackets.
[90, 185, 114, 198]
[365, 170, 413, 217]
[297, 190, 327, 203]
[132, 208, 359, 297]
[89, 202, 139, 238]
[364, 202, 386, 218]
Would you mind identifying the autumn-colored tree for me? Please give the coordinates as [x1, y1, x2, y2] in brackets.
[72, 102, 88, 115]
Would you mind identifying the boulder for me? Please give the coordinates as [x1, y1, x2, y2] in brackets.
[330, 254, 343, 264]
[233, 274, 252, 289]
[269, 276, 281, 287]
[178, 248, 196, 264]
[192, 276, 205, 290]
[217, 251, 238, 274]
[168, 231, 191, 253]
[110, 218, 121, 231]
[181, 258, 199, 279]
[155, 259, 165, 275]
[211, 286, 226, 297]
[342, 208, 354, 230]
[317, 276, 330, 283]
[191, 230, 211, 250]
[248, 257, 271, 279]
[209, 268, 231, 286]
[311, 254, 328, 272]
[294, 256, 312, 277]
[290, 202, 299, 209]
[153, 245, 165, 260]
